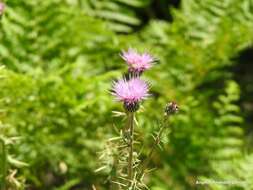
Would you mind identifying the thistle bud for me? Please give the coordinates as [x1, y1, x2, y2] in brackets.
[164, 101, 179, 116]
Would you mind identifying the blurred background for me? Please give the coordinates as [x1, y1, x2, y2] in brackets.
[0, 0, 253, 189]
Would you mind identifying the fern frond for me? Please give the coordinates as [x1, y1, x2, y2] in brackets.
[81, 0, 151, 33]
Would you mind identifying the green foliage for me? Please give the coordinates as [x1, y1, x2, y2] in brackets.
[0, 0, 252, 189]
[0, 66, 26, 190]
[212, 81, 244, 159]
[199, 80, 245, 189]
[0, 67, 118, 188]
[81, 0, 151, 33]
[0, 0, 119, 72]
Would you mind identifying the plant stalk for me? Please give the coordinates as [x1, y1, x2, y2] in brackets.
[139, 117, 169, 178]
[127, 112, 134, 184]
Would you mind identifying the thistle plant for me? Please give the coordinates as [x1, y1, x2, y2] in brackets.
[97, 49, 178, 189]
[112, 77, 150, 185]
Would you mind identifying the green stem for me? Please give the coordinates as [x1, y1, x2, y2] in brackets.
[139, 117, 169, 178]
[127, 112, 134, 184]
[0, 139, 7, 190]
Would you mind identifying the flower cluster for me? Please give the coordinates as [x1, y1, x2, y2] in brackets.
[112, 48, 154, 112]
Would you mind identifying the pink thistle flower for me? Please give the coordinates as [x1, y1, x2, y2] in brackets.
[0, 2, 5, 15]
[121, 49, 155, 74]
[112, 77, 150, 112]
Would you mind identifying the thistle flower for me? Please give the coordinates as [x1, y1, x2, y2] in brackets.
[0, 2, 5, 15]
[121, 49, 155, 74]
[112, 78, 150, 112]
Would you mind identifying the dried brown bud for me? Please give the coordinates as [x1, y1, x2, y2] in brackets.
[164, 101, 179, 115]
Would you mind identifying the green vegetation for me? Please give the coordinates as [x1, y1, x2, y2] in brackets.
[0, 0, 253, 189]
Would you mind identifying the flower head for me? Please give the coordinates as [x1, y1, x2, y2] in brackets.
[121, 49, 155, 74]
[0, 2, 5, 15]
[112, 77, 150, 112]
